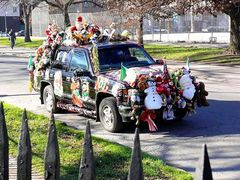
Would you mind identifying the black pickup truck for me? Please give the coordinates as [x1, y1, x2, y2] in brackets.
[38, 41, 207, 132]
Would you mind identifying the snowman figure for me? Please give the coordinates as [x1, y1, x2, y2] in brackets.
[179, 74, 196, 100]
[144, 80, 162, 110]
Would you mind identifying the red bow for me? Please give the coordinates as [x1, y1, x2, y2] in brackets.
[140, 110, 158, 132]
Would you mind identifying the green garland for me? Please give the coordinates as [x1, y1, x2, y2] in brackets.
[92, 43, 100, 72]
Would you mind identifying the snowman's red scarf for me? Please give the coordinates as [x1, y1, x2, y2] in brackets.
[139, 110, 158, 132]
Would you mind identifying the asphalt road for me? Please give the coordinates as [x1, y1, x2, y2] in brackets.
[1, 56, 240, 179]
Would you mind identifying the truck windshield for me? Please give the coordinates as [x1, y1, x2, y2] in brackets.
[98, 46, 155, 71]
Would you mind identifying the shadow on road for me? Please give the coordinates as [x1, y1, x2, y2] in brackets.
[56, 99, 240, 139]
[111, 99, 240, 138]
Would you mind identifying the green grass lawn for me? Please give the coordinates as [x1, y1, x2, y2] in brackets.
[145, 44, 240, 65]
[1, 36, 238, 65]
[3, 103, 192, 180]
[0, 37, 43, 48]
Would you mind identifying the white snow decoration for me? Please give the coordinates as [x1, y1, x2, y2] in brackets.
[144, 81, 162, 110]
[179, 74, 196, 100]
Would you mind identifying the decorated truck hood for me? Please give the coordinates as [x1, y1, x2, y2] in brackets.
[104, 64, 165, 87]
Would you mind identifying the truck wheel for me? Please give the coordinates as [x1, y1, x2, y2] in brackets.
[99, 97, 123, 133]
[43, 85, 59, 113]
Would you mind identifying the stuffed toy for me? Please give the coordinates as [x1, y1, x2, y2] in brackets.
[177, 97, 187, 108]
[76, 16, 83, 31]
[196, 82, 209, 107]
[163, 105, 175, 120]
[46, 23, 53, 44]
[121, 30, 131, 39]
[179, 74, 196, 100]
[144, 80, 162, 110]
[137, 75, 147, 91]
[139, 110, 158, 132]
[82, 21, 90, 31]
[98, 29, 111, 43]
[89, 24, 101, 40]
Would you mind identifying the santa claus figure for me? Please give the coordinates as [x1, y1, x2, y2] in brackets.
[76, 16, 83, 30]
[179, 74, 196, 100]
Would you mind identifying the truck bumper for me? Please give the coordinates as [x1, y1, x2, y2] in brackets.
[118, 104, 145, 122]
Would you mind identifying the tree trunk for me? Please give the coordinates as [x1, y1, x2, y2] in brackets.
[24, 14, 31, 42]
[136, 16, 144, 47]
[63, 6, 71, 28]
[229, 12, 240, 54]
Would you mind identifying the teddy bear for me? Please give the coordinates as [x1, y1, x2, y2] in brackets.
[196, 82, 209, 107]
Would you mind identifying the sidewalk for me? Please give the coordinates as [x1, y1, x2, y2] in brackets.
[145, 41, 229, 48]
[9, 157, 43, 180]
[0, 46, 35, 58]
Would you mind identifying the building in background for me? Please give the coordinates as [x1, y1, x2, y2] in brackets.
[32, 1, 110, 37]
[32, 2, 49, 37]
[0, 2, 22, 34]
[32, 2, 231, 43]
[144, 13, 230, 34]
[143, 12, 230, 43]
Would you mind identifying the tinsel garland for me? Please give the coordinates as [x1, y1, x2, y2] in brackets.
[92, 43, 100, 72]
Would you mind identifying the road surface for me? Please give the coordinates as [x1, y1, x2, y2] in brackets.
[1, 56, 240, 179]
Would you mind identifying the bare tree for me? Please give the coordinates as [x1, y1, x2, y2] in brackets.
[103, 0, 175, 46]
[176, 0, 240, 54]
[0, 0, 41, 42]
[44, 0, 103, 28]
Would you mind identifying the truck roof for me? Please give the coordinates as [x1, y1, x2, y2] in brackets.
[58, 41, 139, 51]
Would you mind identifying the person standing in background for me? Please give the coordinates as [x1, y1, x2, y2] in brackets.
[8, 29, 16, 49]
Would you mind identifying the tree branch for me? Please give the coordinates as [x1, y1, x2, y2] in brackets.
[44, 0, 63, 10]
[72, 0, 104, 8]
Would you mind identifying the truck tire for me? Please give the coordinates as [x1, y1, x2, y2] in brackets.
[99, 97, 123, 133]
[43, 85, 59, 113]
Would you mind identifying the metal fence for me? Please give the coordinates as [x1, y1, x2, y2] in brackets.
[0, 102, 213, 180]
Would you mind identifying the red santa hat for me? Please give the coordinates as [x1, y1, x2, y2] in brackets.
[76, 16, 82, 23]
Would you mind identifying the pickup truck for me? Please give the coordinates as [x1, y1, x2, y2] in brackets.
[38, 41, 208, 132]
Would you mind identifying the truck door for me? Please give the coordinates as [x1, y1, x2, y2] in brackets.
[50, 50, 70, 100]
[67, 49, 95, 109]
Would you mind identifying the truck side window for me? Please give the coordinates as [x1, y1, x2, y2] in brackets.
[69, 51, 88, 71]
[52, 51, 69, 69]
